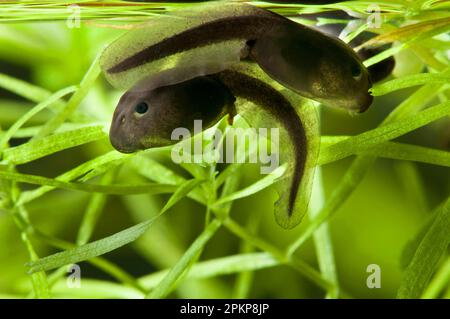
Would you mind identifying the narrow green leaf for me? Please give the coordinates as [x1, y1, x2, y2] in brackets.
[139, 252, 279, 290]
[129, 155, 186, 186]
[371, 73, 450, 96]
[232, 212, 262, 298]
[43, 280, 143, 299]
[212, 165, 286, 207]
[224, 218, 334, 292]
[421, 257, 450, 299]
[79, 152, 131, 183]
[77, 170, 116, 245]
[0, 72, 86, 122]
[18, 151, 129, 205]
[42, 252, 280, 298]
[160, 178, 205, 214]
[364, 43, 407, 68]
[397, 197, 450, 298]
[0, 85, 77, 150]
[2, 125, 107, 165]
[128, 155, 206, 204]
[27, 219, 157, 274]
[320, 100, 450, 164]
[361, 17, 450, 48]
[26, 178, 203, 274]
[31, 230, 146, 293]
[22, 233, 50, 298]
[0, 122, 106, 139]
[0, 170, 177, 195]
[320, 137, 450, 167]
[147, 219, 222, 298]
[310, 168, 339, 298]
[400, 214, 436, 270]
[34, 52, 101, 139]
[0, 72, 55, 104]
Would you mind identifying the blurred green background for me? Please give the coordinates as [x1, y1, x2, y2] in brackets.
[0, 1, 449, 299]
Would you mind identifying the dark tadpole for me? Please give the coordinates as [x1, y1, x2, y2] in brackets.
[110, 69, 307, 217]
[109, 75, 235, 153]
[108, 5, 373, 112]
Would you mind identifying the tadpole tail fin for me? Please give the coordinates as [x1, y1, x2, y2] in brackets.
[213, 69, 319, 229]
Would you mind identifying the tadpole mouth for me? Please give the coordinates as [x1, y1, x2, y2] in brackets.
[109, 113, 142, 154]
[109, 133, 141, 154]
[358, 93, 374, 113]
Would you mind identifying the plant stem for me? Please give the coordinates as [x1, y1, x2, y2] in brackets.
[223, 218, 337, 293]
[146, 219, 223, 298]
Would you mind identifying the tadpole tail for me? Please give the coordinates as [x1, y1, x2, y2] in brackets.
[107, 14, 284, 74]
[212, 70, 307, 216]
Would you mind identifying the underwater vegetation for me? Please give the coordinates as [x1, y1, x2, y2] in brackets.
[0, 0, 449, 299]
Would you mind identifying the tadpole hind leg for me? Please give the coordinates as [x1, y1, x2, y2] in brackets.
[240, 39, 257, 61]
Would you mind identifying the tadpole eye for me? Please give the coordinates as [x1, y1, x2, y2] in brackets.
[135, 102, 148, 115]
[351, 64, 362, 80]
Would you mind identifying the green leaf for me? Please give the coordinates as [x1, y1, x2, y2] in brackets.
[27, 178, 203, 274]
[76, 170, 116, 245]
[128, 155, 207, 204]
[400, 215, 436, 270]
[0, 170, 177, 195]
[2, 125, 107, 165]
[319, 100, 450, 164]
[361, 17, 450, 48]
[371, 73, 450, 96]
[43, 279, 143, 299]
[159, 178, 205, 214]
[320, 137, 450, 167]
[147, 219, 222, 298]
[22, 233, 50, 298]
[0, 72, 86, 122]
[41, 252, 279, 298]
[362, 18, 450, 68]
[363, 43, 407, 68]
[34, 52, 101, 139]
[31, 230, 146, 292]
[397, 197, 450, 299]
[78, 154, 129, 183]
[310, 168, 339, 298]
[139, 252, 278, 290]
[421, 257, 450, 299]
[27, 219, 157, 274]
[0, 85, 77, 150]
[0, 72, 56, 104]
[212, 164, 286, 207]
[129, 155, 186, 186]
[18, 151, 130, 205]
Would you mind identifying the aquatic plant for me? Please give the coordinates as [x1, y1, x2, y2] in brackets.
[0, 0, 448, 299]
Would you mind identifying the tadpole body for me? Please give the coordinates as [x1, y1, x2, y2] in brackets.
[109, 69, 310, 223]
[105, 4, 373, 112]
[103, 3, 378, 229]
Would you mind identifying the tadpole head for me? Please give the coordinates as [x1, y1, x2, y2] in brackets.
[250, 24, 374, 113]
[109, 92, 154, 154]
[109, 76, 234, 154]
[297, 37, 374, 113]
